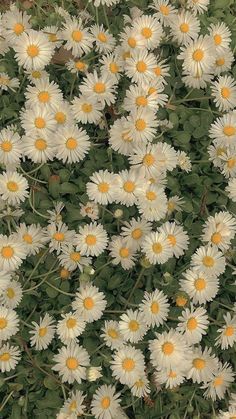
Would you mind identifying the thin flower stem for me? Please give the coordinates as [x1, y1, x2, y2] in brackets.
[173, 96, 212, 104]
[25, 163, 45, 175]
[44, 280, 75, 296]
[103, 5, 110, 29]
[125, 267, 145, 308]
[28, 190, 49, 219]
[20, 166, 47, 184]
[0, 391, 14, 412]
[24, 263, 59, 293]
[23, 249, 49, 289]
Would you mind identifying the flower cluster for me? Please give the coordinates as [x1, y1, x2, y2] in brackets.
[0, 1, 235, 418]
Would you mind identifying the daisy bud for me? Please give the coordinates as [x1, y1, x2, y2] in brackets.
[113, 209, 123, 219]
[84, 266, 95, 275]
[163, 272, 173, 283]
[140, 256, 152, 268]
[60, 268, 70, 280]
[175, 293, 188, 307]
[87, 366, 102, 382]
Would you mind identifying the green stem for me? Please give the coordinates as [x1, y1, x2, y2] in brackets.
[23, 249, 49, 289]
[103, 5, 110, 29]
[44, 280, 75, 296]
[0, 391, 14, 412]
[28, 190, 49, 219]
[125, 268, 145, 308]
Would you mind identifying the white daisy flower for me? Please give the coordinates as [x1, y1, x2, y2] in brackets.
[177, 305, 209, 345]
[111, 345, 145, 386]
[132, 15, 163, 50]
[167, 195, 184, 215]
[20, 106, 57, 136]
[154, 367, 186, 389]
[76, 222, 108, 257]
[80, 70, 117, 106]
[226, 178, 236, 202]
[139, 289, 170, 327]
[124, 84, 160, 113]
[180, 269, 219, 305]
[0, 171, 28, 206]
[21, 132, 55, 163]
[0, 235, 27, 271]
[201, 211, 236, 250]
[142, 231, 172, 265]
[58, 245, 91, 273]
[221, 149, 236, 178]
[0, 73, 19, 92]
[128, 143, 162, 178]
[0, 127, 22, 166]
[211, 75, 236, 112]
[2, 5, 31, 44]
[109, 117, 134, 156]
[90, 24, 116, 53]
[169, 10, 200, 46]
[13, 29, 55, 70]
[119, 26, 144, 53]
[187, 0, 210, 15]
[159, 222, 189, 258]
[92, 0, 120, 7]
[151, 58, 170, 84]
[86, 170, 117, 205]
[87, 366, 102, 382]
[131, 374, 150, 398]
[25, 78, 63, 110]
[52, 342, 90, 384]
[109, 236, 137, 270]
[182, 70, 213, 89]
[43, 25, 63, 47]
[47, 202, 64, 224]
[99, 53, 123, 81]
[26, 69, 49, 84]
[151, 0, 177, 26]
[187, 346, 218, 384]
[57, 312, 86, 344]
[213, 49, 234, 75]
[0, 279, 23, 309]
[191, 246, 226, 277]
[178, 35, 215, 77]
[91, 385, 121, 419]
[14, 223, 47, 256]
[80, 201, 99, 221]
[120, 217, 152, 251]
[136, 184, 167, 222]
[46, 222, 75, 255]
[125, 49, 156, 84]
[72, 284, 106, 323]
[209, 22, 231, 53]
[118, 310, 147, 343]
[0, 306, 19, 342]
[202, 362, 235, 401]
[59, 390, 86, 417]
[209, 112, 236, 146]
[55, 125, 90, 164]
[61, 17, 93, 57]
[177, 151, 192, 172]
[0, 343, 21, 373]
[114, 169, 144, 207]
[66, 58, 88, 74]
[53, 101, 74, 127]
[29, 313, 55, 350]
[215, 312, 236, 350]
[71, 95, 103, 125]
[101, 320, 124, 350]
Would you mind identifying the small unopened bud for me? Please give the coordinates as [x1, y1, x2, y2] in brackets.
[140, 257, 152, 268]
[84, 266, 95, 276]
[175, 292, 188, 307]
[87, 366, 102, 382]
[60, 268, 70, 280]
[114, 209, 123, 219]
[163, 272, 173, 283]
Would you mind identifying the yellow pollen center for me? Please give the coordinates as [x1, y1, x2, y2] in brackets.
[66, 318, 77, 328]
[135, 119, 146, 131]
[66, 137, 77, 150]
[82, 103, 93, 113]
[187, 317, 198, 331]
[221, 87, 231, 99]
[211, 232, 222, 244]
[141, 27, 152, 39]
[83, 297, 94, 310]
[94, 82, 106, 94]
[75, 61, 85, 71]
[176, 295, 187, 307]
[143, 153, 155, 166]
[1, 141, 12, 152]
[109, 62, 119, 73]
[203, 256, 214, 267]
[60, 268, 70, 279]
[192, 49, 204, 62]
[160, 5, 169, 15]
[193, 358, 205, 370]
[151, 301, 159, 314]
[53, 232, 65, 242]
[69, 400, 77, 412]
[39, 327, 47, 337]
[85, 234, 97, 246]
[132, 228, 142, 240]
[129, 320, 139, 331]
[55, 112, 66, 124]
[122, 358, 135, 371]
[227, 158, 236, 169]
[72, 30, 83, 42]
[168, 234, 177, 246]
[119, 247, 129, 258]
[169, 370, 177, 378]
[180, 23, 189, 33]
[23, 233, 33, 244]
[49, 33, 57, 42]
[13, 23, 25, 35]
[108, 328, 118, 339]
[70, 252, 81, 262]
[1, 246, 14, 259]
[136, 95, 148, 107]
[98, 182, 109, 193]
[223, 125, 236, 136]
[136, 61, 147, 73]
[66, 357, 78, 370]
[34, 117, 46, 129]
[101, 397, 110, 409]
[194, 277, 206, 291]
[27, 44, 39, 57]
[0, 318, 7, 329]
[122, 131, 132, 142]
[123, 181, 135, 193]
[146, 191, 156, 201]
[162, 342, 174, 355]
[127, 37, 136, 48]
[224, 326, 234, 336]
[7, 181, 18, 192]
[38, 91, 50, 103]
[152, 243, 162, 254]
[214, 34, 222, 45]
[35, 139, 47, 151]
[216, 58, 225, 66]
[97, 32, 107, 43]
[0, 352, 10, 361]
[32, 71, 42, 79]
[7, 288, 15, 299]
[213, 376, 223, 387]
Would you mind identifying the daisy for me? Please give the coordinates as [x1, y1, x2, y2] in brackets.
[151, 0, 177, 26]
[177, 305, 209, 345]
[178, 35, 215, 77]
[209, 112, 236, 146]
[126, 108, 158, 144]
[215, 312, 236, 349]
[159, 222, 189, 258]
[75, 222, 108, 257]
[201, 211, 236, 250]
[0, 73, 19, 92]
[109, 117, 135, 156]
[109, 236, 137, 270]
[90, 24, 116, 53]
[101, 320, 124, 350]
[46, 222, 75, 255]
[13, 29, 55, 70]
[151, 58, 170, 84]
[169, 10, 200, 46]
[53, 101, 74, 127]
[0, 235, 27, 272]
[125, 49, 156, 84]
[211, 75, 236, 112]
[202, 362, 235, 401]
[58, 245, 91, 273]
[86, 170, 117, 205]
[226, 178, 236, 202]
[52, 343, 90, 384]
[177, 151, 192, 172]
[87, 366, 102, 382]
[124, 84, 159, 113]
[136, 184, 167, 222]
[25, 78, 63, 110]
[92, 0, 120, 6]
[191, 246, 226, 277]
[0, 171, 28, 206]
[143, 79, 169, 109]
[167, 196, 184, 215]
[111, 345, 145, 386]
[128, 143, 162, 178]
[29, 313, 55, 350]
[20, 106, 57, 136]
[132, 15, 163, 50]
[59, 390, 86, 417]
[0, 306, 19, 342]
[118, 310, 147, 343]
[120, 217, 152, 251]
[0, 343, 21, 373]
[182, 70, 213, 89]
[0, 127, 22, 166]
[209, 22, 231, 53]
[26, 69, 49, 84]
[71, 95, 103, 125]
[80, 201, 99, 221]
[141, 231, 172, 265]
[154, 367, 186, 389]
[180, 269, 219, 304]
[213, 49, 234, 75]
[57, 312, 86, 344]
[61, 17, 93, 57]
[43, 25, 63, 47]
[72, 284, 106, 323]
[80, 70, 117, 106]
[222, 148, 236, 177]
[47, 202, 64, 224]
[208, 139, 227, 168]
[187, 0, 210, 15]
[114, 169, 143, 207]
[139, 289, 170, 327]
[149, 329, 192, 370]
[187, 346, 218, 384]
[154, 142, 178, 173]
[14, 223, 47, 256]
[131, 374, 151, 398]
[91, 385, 121, 419]
[119, 26, 144, 53]
[99, 53, 123, 81]
[2, 5, 31, 44]
[0, 279, 23, 309]
[21, 132, 55, 163]
[55, 125, 90, 163]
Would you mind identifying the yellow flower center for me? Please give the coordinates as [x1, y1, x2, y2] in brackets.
[66, 318, 77, 329]
[216, 58, 225, 66]
[123, 180, 135, 193]
[160, 5, 169, 15]
[27, 44, 39, 57]
[122, 357, 135, 371]
[82, 103, 93, 113]
[146, 191, 156, 201]
[127, 37, 136, 48]
[221, 87, 231, 99]
[223, 125, 236, 136]
[214, 34, 222, 45]
[136, 95, 148, 107]
[70, 252, 81, 262]
[38, 91, 50, 103]
[136, 61, 147, 73]
[53, 232, 65, 242]
[135, 118, 146, 131]
[66, 137, 77, 150]
[35, 139, 47, 151]
[211, 232, 222, 244]
[151, 301, 159, 314]
[69, 400, 77, 412]
[94, 82, 106, 94]
[49, 33, 58, 42]
[23, 233, 33, 244]
[168, 234, 177, 246]
[154, 66, 162, 76]
[152, 243, 162, 254]
[119, 247, 129, 258]
[13, 23, 25, 35]
[0, 318, 7, 329]
[34, 117, 46, 129]
[31, 71, 42, 79]
[193, 358, 205, 370]
[1, 246, 14, 259]
[194, 277, 206, 291]
[141, 27, 152, 39]
[187, 317, 198, 331]
[72, 30, 83, 42]
[213, 376, 223, 387]
[60, 268, 70, 279]
[100, 397, 110, 410]
[203, 256, 214, 267]
[66, 357, 78, 370]
[75, 61, 86, 71]
[176, 295, 187, 307]
[7, 288, 15, 299]
[180, 23, 189, 33]
[1, 141, 12, 152]
[97, 32, 107, 43]
[122, 131, 132, 142]
[192, 49, 204, 62]
[109, 62, 119, 73]
[98, 182, 109, 193]
[143, 153, 155, 166]
[108, 328, 118, 339]
[162, 342, 174, 355]
[168, 370, 177, 378]
[132, 228, 142, 240]
[55, 111, 66, 124]
[224, 325, 234, 336]
[39, 327, 47, 337]
[7, 181, 18, 192]
[129, 320, 139, 331]
[85, 234, 97, 246]
[227, 158, 236, 169]
[83, 297, 95, 310]
[0, 352, 10, 361]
